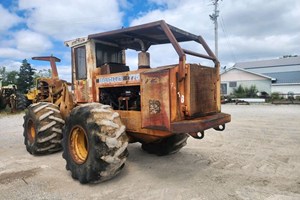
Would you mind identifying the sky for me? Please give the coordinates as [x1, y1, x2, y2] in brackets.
[1, 0, 299, 81]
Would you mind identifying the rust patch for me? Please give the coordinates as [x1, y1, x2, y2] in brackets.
[186, 64, 218, 117]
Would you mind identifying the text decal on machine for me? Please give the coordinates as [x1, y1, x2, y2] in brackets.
[97, 74, 140, 84]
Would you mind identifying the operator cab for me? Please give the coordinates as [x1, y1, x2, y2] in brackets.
[65, 36, 151, 108]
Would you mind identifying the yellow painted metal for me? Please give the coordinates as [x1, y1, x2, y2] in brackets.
[27, 119, 36, 143]
[26, 88, 39, 101]
[69, 126, 88, 164]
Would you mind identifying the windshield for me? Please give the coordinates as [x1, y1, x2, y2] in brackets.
[96, 43, 123, 67]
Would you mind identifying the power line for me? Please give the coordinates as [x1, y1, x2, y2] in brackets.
[220, 16, 237, 63]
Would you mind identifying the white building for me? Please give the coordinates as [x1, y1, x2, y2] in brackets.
[221, 57, 300, 97]
[220, 67, 273, 96]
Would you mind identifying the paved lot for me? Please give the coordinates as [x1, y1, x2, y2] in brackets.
[0, 104, 299, 200]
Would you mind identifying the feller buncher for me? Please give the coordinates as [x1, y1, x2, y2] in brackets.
[23, 20, 231, 183]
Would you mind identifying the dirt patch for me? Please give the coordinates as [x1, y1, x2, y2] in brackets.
[0, 168, 40, 184]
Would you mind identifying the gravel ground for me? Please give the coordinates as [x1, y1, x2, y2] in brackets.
[0, 104, 299, 200]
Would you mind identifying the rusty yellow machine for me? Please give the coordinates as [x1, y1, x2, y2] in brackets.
[25, 56, 73, 117]
[23, 20, 231, 183]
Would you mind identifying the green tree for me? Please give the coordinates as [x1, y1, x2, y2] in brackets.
[233, 85, 258, 98]
[0, 66, 7, 84]
[246, 85, 258, 98]
[0, 67, 18, 86]
[6, 70, 18, 85]
[17, 59, 35, 93]
[233, 85, 245, 98]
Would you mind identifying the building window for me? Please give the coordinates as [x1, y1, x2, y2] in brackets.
[75, 46, 87, 80]
[221, 83, 227, 95]
[229, 81, 237, 87]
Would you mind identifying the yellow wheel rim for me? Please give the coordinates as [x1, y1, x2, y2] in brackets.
[69, 126, 88, 164]
[27, 119, 36, 143]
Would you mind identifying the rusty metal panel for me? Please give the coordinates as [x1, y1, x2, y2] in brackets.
[117, 111, 172, 139]
[186, 64, 218, 117]
[118, 111, 142, 133]
[169, 66, 180, 122]
[74, 80, 89, 102]
[141, 69, 170, 131]
[171, 112, 231, 134]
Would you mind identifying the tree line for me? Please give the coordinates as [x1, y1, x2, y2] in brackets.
[0, 59, 51, 93]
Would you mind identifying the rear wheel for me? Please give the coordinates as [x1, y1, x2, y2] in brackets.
[141, 134, 189, 156]
[23, 102, 64, 155]
[62, 103, 128, 183]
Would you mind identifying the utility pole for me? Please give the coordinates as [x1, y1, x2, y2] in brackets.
[209, 0, 220, 58]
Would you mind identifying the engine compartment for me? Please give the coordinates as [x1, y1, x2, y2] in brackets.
[99, 86, 141, 111]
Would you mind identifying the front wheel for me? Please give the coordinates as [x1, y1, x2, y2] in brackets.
[23, 102, 64, 155]
[62, 103, 128, 183]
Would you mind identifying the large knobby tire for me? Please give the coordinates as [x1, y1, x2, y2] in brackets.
[23, 102, 64, 155]
[0, 96, 6, 110]
[142, 133, 189, 156]
[16, 92, 30, 110]
[62, 103, 129, 184]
